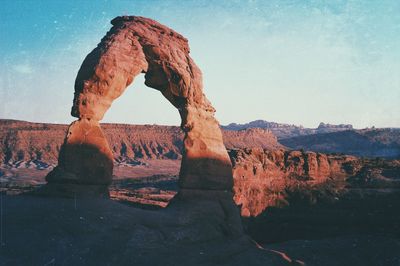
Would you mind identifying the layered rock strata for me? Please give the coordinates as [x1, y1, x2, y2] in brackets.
[0, 120, 281, 166]
[229, 148, 400, 217]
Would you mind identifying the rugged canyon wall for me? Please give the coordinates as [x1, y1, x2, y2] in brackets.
[229, 148, 400, 243]
[0, 120, 67, 167]
[0, 120, 280, 166]
[230, 148, 400, 217]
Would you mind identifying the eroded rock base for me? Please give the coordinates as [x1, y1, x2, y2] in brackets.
[46, 118, 114, 187]
[0, 195, 292, 266]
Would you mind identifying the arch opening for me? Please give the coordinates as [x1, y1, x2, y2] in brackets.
[102, 74, 180, 126]
[45, 16, 233, 196]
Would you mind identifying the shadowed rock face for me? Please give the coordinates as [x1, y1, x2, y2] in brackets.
[46, 119, 113, 185]
[46, 16, 232, 192]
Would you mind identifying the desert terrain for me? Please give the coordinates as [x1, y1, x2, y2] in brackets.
[1, 119, 399, 265]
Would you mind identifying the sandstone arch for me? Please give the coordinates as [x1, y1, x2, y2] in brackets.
[46, 16, 233, 195]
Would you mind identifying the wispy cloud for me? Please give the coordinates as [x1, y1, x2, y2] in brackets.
[12, 63, 33, 74]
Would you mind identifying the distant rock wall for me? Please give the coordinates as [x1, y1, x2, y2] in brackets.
[0, 120, 68, 166]
[223, 119, 354, 139]
[0, 120, 281, 167]
[280, 129, 400, 159]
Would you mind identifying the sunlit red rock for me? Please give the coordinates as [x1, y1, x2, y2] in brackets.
[230, 148, 361, 217]
[46, 16, 233, 192]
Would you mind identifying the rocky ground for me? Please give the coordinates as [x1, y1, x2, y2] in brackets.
[0, 194, 294, 266]
[1, 189, 399, 265]
[0, 159, 181, 206]
[1, 155, 400, 265]
[1, 120, 400, 265]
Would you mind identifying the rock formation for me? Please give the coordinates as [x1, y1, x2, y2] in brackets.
[222, 128, 283, 150]
[223, 119, 355, 139]
[230, 147, 400, 218]
[0, 120, 282, 167]
[230, 148, 400, 243]
[280, 129, 400, 158]
[230, 148, 361, 217]
[45, 16, 233, 193]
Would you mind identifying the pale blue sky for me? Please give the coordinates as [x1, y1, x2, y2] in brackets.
[1, 0, 399, 128]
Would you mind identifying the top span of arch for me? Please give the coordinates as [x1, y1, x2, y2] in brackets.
[71, 16, 210, 121]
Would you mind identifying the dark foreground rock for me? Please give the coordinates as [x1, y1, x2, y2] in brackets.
[0, 194, 296, 266]
[1, 194, 399, 266]
[266, 234, 400, 266]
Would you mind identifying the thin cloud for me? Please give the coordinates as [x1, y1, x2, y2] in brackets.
[12, 63, 34, 74]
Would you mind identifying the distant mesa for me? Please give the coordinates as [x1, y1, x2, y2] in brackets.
[280, 129, 400, 159]
[223, 120, 400, 159]
[222, 119, 355, 139]
[317, 122, 353, 130]
[223, 120, 301, 131]
[1, 119, 399, 171]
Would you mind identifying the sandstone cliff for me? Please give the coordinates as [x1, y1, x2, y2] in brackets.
[230, 148, 400, 244]
[230, 148, 400, 217]
[0, 120, 282, 167]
